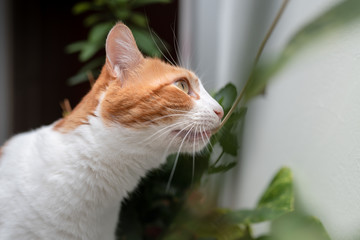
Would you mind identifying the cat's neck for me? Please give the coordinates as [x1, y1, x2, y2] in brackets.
[56, 117, 166, 205]
[52, 66, 168, 206]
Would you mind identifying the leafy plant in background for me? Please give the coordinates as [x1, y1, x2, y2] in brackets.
[66, 0, 172, 86]
[64, 0, 360, 239]
[116, 86, 330, 240]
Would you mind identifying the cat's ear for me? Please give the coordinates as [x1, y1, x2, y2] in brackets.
[105, 22, 144, 80]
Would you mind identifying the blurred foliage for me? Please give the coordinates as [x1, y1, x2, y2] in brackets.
[244, 0, 360, 101]
[116, 83, 330, 240]
[66, 0, 172, 85]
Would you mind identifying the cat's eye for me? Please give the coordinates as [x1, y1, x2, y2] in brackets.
[174, 80, 190, 94]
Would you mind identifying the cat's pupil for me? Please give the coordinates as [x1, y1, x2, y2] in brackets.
[175, 80, 189, 94]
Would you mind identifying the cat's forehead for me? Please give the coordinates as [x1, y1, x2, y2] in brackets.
[134, 58, 199, 88]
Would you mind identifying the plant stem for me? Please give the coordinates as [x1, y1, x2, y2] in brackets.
[213, 150, 225, 167]
[214, 0, 289, 134]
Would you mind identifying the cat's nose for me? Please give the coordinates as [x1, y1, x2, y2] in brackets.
[214, 108, 224, 120]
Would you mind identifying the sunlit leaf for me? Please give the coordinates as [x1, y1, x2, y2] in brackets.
[257, 167, 294, 211]
[245, 0, 360, 101]
[225, 208, 291, 225]
[225, 167, 294, 224]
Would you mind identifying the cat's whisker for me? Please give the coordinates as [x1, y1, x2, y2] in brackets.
[151, 29, 178, 67]
[191, 125, 198, 185]
[166, 124, 196, 192]
[202, 124, 214, 150]
[198, 125, 211, 153]
[140, 121, 186, 144]
[146, 21, 176, 66]
[161, 122, 194, 162]
[171, 26, 183, 68]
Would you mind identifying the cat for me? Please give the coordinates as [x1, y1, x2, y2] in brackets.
[0, 22, 224, 240]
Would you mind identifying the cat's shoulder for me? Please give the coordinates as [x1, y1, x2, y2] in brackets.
[0, 124, 58, 162]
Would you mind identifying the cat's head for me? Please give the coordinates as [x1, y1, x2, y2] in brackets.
[56, 23, 223, 155]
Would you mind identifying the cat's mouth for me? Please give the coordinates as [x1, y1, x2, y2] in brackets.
[171, 129, 212, 141]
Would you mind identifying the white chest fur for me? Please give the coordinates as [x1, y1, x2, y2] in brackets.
[0, 115, 166, 240]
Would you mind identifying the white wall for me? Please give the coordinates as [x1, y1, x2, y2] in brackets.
[237, 20, 360, 239]
[180, 0, 360, 239]
[0, 0, 12, 145]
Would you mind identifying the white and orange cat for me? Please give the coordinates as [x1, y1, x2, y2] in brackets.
[0, 23, 223, 240]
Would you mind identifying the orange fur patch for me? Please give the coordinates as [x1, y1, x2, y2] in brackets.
[101, 58, 195, 128]
[54, 63, 113, 133]
[54, 58, 197, 133]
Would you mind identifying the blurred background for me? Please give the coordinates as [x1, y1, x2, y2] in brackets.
[1, 0, 360, 239]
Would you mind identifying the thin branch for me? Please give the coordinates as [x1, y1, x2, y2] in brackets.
[213, 150, 225, 167]
[87, 71, 95, 88]
[60, 98, 72, 117]
[214, 0, 289, 133]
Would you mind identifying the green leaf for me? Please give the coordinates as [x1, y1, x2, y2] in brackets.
[215, 108, 246, 157]
[224, 108, 247, 128]
[78, 57, 104, 73]
[65, 41, 86, 54]
[67, 57, 104, 85]
[257, 167, 294, 211]
[214, 83, 237, 115]
[67, 71, 88, 86]
[72, 2, 92, 15]
[256, 236, 273, 240]
[208, 162, 237, 174]
[270, 212, 331, 240]
[114, 8, 131, 20]
[131, 27, 163, 57]
[225, 208, 291, 225]
[79, 43, 102, 62]
[245, 0, 360, 101]
[84, 14, 104, 27]
[88, 22, 113, 43]
[130, 13, 147, 27]
[132, 0, 172, 8]
[219, 132, 238, 156]
[225, 167, 294, 224]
